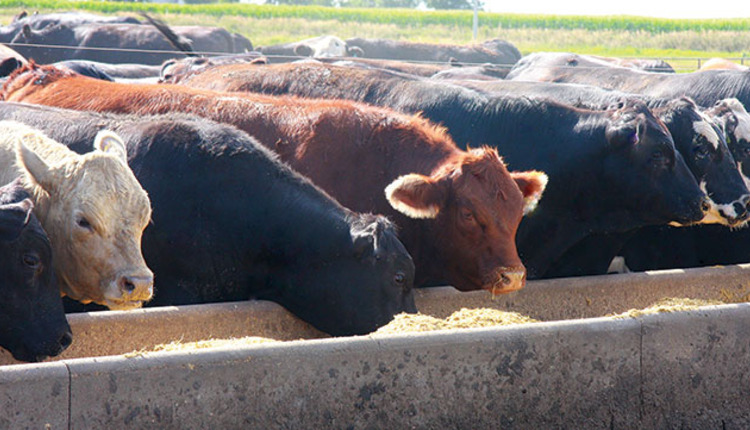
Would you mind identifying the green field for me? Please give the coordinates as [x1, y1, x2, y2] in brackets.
[2, 0, 749, 71]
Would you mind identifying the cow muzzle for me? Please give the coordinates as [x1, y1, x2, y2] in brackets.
[698, 196, 750, 227]
[485, 267, 526, 295]
[104, 272, 154, 310]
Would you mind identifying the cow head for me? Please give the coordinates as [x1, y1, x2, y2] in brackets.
[601, 101, 709, 227]
[12, 125, 154, 310]
[277, 214, 416, 336]
[385, 146, 547, 294]
[0, 178, 71, 362]
[658, 97, 750, 227]
[706, 98, 750, 188]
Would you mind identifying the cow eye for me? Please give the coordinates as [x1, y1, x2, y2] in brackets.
[693, 144, 710, 159]
[77, 217, 93, 231]
[650, 150, 668, 167]
[460, 208, 476, 222]
[393, 271, 406, 286]
[22, 252, 40, 269]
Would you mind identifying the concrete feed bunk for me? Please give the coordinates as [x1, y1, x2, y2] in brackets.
[3, 264, 750, 428]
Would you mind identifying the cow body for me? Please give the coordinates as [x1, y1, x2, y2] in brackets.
[57, 60, 162, 80]
[0, 119, 153, 309]
[0, 177, 71, 362]
[2, 64, 548, 293]
[344, 37, 521, 68]
[159, 61, 710, 278]
[320, 57, 454, 77]
[0, 102, 416, 335]
[9, 23, 240, 65]
[11, 11, 141, 30]
[507, 52, 750, 110]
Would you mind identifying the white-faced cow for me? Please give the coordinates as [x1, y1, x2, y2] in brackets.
[0, 120, 153, 310]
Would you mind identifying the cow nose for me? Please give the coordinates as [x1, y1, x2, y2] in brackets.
[118, 275, 154, 300]
[490, 269, 526, 295]
[55, 330, 73, 355]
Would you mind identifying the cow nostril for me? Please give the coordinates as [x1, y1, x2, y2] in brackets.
[735, 201, 748, 217]
[59, 331, 73, 349]
[119, 276, 136, 293]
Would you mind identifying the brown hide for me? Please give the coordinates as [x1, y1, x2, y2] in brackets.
[1, 63, 548, 293]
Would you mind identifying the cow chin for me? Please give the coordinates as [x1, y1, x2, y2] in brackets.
[484, 268, 526, 296]
[103, 297, 146, 311]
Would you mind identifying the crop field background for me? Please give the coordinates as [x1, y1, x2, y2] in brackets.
[1, 0, 749, 71]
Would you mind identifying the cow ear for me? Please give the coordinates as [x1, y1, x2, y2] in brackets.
[351, 232, 375, 259]
[511, 171, 548, 215]
[15, 141, 59, 194]
[346, 46, 364, 57]
[94, 130, 128, 163]
[12, 10, 28, 23]
[385, 174, 446, 219]
[0, 198, 33, 241]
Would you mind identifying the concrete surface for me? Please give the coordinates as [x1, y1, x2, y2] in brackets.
[3, 304, 750, 428]
[0, 361, 69, 429]
[3, 263, 750, 366]
[3, 266, 750, 428]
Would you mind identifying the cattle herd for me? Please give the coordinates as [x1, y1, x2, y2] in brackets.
[1, 10, 750, 363]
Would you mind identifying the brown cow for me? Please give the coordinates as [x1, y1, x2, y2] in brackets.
[0, 119, 153, 309]
[2, 63, 548, 294]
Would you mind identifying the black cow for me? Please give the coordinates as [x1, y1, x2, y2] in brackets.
[344, 37, 521, 68]
[167, 62, 710, 279]
[0, 11, 141, 46]
[430, 64, 510, 80]
[0, 178, 71, 362]
[617, 98, 750, 272]
[0, 103, 417, 336]
[506, 52, 750, 110]
[11, 10, 141, 30]
[57, 60, 162, 80]
[9, 23, 241, 65]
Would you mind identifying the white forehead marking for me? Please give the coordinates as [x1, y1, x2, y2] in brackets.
[693, 115, 720, 150]
[727, 99, 750, 143]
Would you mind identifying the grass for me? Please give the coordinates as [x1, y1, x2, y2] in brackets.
[2, 2, 750, 70]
